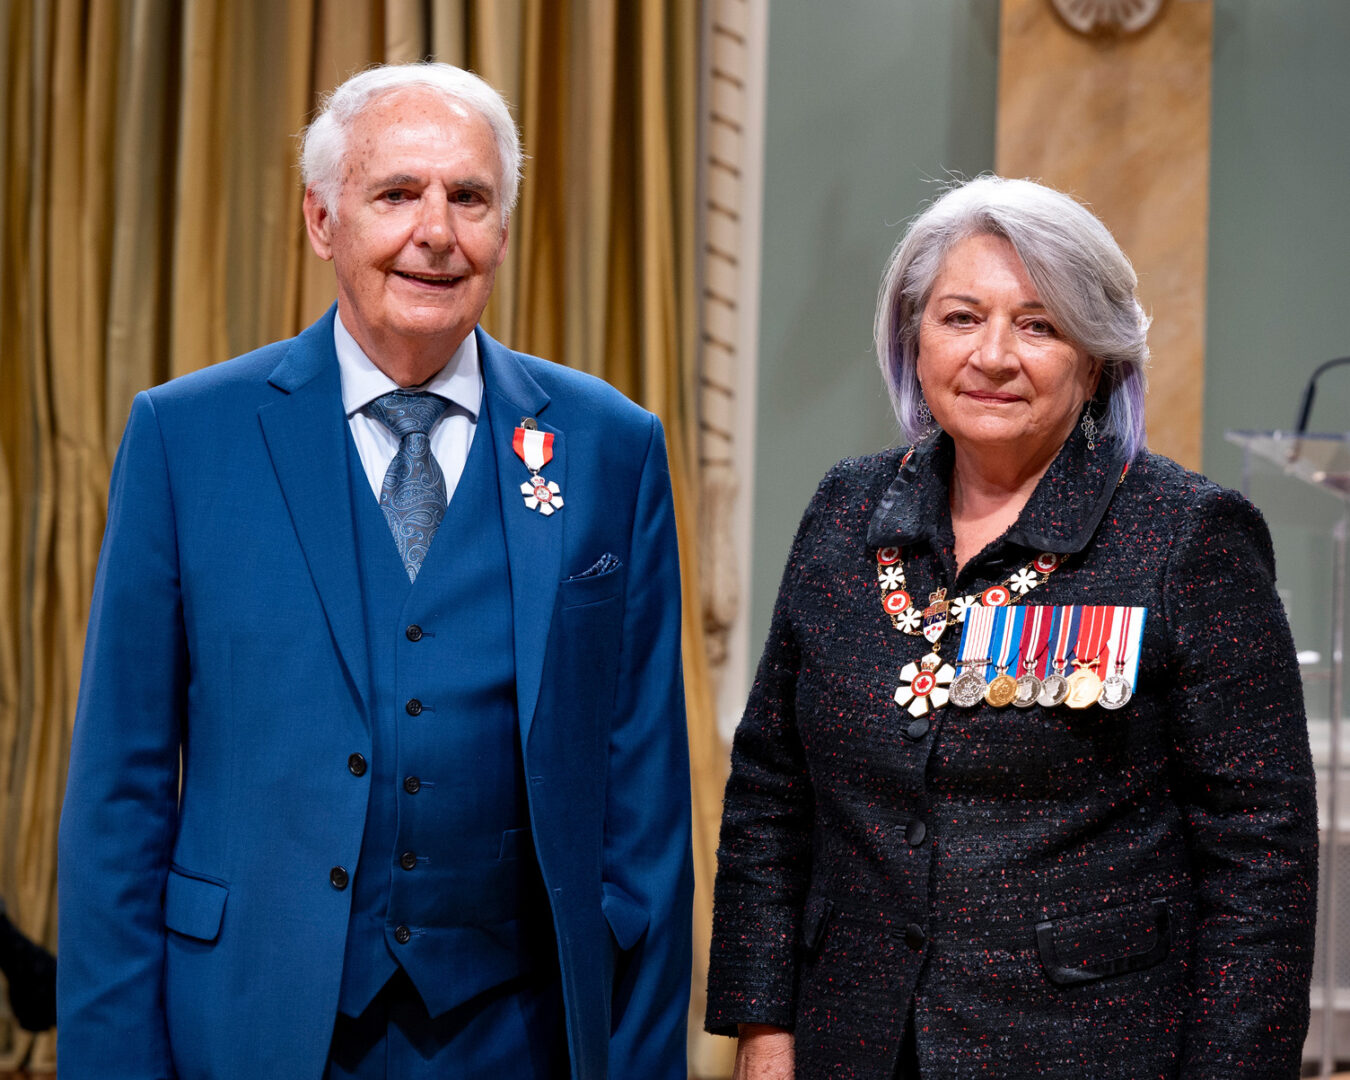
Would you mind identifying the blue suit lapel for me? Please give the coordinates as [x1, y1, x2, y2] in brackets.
[258, 309, 371, 719]
[478, 328, 562, 747]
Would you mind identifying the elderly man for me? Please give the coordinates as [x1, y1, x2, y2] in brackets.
[57, 63, 693, 1080]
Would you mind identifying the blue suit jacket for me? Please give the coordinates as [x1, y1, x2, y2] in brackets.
[57, 308, 694, 1079]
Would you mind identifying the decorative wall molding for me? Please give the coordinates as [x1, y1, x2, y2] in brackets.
[697, 0, 768, 738]
[1050, 0, 1167, 35]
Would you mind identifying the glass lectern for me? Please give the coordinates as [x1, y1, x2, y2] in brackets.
[1228, 430, 1350, 1078]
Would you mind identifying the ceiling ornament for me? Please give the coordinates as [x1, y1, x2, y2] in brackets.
[1050, 0, 1167, 35]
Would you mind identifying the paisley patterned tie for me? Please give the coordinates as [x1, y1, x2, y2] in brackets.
[367, 390, 451, 581]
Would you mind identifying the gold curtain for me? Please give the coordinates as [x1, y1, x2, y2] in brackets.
[0, 0, 717, 1070]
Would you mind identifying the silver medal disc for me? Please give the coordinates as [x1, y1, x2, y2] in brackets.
[1099, 674, 1132, 710]
[949, 670, 987, 708]
[1013, 673, 1042, 708]
[1037, 673, 1069, 708]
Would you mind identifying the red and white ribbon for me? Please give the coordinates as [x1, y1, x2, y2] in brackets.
[1107, 606, 1147, 684]
[1074, 605, 1116, 670]
[1018, 605, 1051, 677]
[955, 605, 997, 677]
[512, 426, 555, 472]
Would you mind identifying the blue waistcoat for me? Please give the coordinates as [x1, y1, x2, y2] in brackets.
[337, 400, 551, 1020]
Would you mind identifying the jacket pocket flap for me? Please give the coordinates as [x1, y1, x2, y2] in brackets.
[601, 883, 650, 951]
[801, 895, 834, 953]
[1037, 897, 1171, 987]
[164, 868, 229, 943]
[559, 562, 624, 609]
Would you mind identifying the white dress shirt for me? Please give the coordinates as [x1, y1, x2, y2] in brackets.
[334, 312, 483, 504]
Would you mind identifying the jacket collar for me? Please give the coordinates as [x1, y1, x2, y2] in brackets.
[475, 327, 559, 749]
[267, 305, 339, 393]
[867, 421, 1130, 556]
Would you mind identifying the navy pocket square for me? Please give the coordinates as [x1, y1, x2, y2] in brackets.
[570, 553, 620, 579]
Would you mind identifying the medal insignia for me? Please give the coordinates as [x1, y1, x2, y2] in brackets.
[520, 476, 563, 515]
[883, 590, 911, 616]
[513, 421, 564, 516]
[921, 589, 949, 644]
[980, 584, 1011, 607]
[1065, 662, 1104, 709]
[894, 652, 955, 718]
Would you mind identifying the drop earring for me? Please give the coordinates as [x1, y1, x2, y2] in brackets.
[1080, 408, 1098, 452]
[916, 392, 933, 427]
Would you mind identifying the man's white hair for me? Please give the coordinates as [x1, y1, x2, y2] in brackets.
[300, 62, 522, 224]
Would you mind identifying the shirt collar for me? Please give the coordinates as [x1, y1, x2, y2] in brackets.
[866, 419, 1131, 557]
[334, 311, 483, 419]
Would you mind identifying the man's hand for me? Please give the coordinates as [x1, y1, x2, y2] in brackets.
[732, 1024, 794, 1079]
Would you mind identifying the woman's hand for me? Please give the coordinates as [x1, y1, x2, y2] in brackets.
[732, 1024, 795, 1079]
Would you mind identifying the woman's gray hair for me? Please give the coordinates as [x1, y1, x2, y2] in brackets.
[300, 62, 522, 224]
[874, 175, 1150, 458]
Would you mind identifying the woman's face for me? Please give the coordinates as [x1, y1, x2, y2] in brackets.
[917, 233, 1100, 466]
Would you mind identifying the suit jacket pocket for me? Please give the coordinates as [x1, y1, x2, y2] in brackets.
[1037, 897, 1171, 986]
[601, 882, 650, 951]
[164, 866, 229, 943]
[498, 826, 532, 860]
[558, 560, 624, 608]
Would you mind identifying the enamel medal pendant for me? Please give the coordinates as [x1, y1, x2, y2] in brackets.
[895, 652, 955, 718]
[513, 420, 564, 516]
[921, 589, 949, 644]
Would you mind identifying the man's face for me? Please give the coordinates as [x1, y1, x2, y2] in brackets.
[304, 87, 509, 378]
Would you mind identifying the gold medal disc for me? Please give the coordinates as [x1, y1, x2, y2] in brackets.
[1065, 667, 1103, 709]
[984, 673, 1018, 708]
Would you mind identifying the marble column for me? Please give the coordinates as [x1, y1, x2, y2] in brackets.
[997, 0, 1213, 468]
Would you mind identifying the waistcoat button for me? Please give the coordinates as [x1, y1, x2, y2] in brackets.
[399, 851, 418, 871]
[403, 776, 421, 794]
[904, 923, 926, 950]
[347, 753, 367, 777]
[405, 698, 423, 716]
[394, 925, 412, 945]
[329, 866, 349, 890]
[906, 819, 927, 846]
[405, 624, 423, 642]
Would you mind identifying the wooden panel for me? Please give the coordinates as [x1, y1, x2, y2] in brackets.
[997, 0, 1212, 468]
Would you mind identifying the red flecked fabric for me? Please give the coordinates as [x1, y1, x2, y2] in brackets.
[706, 426, 1317, 1079]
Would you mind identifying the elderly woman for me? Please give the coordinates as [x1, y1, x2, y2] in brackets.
[705, 176, 1317, 1079]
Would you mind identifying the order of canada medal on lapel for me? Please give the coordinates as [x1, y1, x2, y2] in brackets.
[513, 419, 564, 516]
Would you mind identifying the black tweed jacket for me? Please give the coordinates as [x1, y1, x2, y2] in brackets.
[706, 427, 1317, 1079]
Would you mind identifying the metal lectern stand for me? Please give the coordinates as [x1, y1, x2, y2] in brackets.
[1228, 430, 1350, 1078]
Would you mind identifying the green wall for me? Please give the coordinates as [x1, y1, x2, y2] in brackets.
[1205, 0, 1350, 675]
[749, 0, 1001, 659]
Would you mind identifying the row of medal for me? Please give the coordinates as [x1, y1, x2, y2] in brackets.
[895, 603, 1147, 718]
